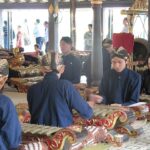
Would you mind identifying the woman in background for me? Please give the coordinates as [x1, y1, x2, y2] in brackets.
[16, 25, 23, 48]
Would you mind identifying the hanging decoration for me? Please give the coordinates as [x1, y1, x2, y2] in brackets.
[48, 4, 54, 15]
[48, 3, 59, 21]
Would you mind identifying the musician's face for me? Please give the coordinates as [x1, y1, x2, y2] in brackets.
[111, 57, 127, 72]
[0, 75, 7, 90]
[60, 41, 72, 55]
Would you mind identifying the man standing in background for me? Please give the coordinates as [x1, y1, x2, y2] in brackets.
[23, 19, 31, 46]
[122, 17, 129, 33]
[33, 19, 45, 51]
[84, 24, 92, 51]
[3, 21, 8, 49]
[44, 21, 49, 53]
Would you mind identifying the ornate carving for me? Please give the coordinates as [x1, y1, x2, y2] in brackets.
[73, 109, 135, 130]
[130, 105, 149, 120]
[115, 125, 144, 137]
[48, 129, 76, 150]
[106, 130, 129, 146]
[91, 0, 102, 5]
[49, 4, 54, 14]
[21, 127, 76, 150]
[131, 0, 148, 10]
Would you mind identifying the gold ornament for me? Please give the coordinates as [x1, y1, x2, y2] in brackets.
[49, 4, 54, 14]
[91, 0, 102, 5]
[131, 0, 148, 10]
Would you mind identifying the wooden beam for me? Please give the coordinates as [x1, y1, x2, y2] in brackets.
[121, 9, 148, 15]
[59, 0, 133, 9]
[0, 3, 48, 9]
[102, 0, 133, 7]
[0, 0, 133, 9]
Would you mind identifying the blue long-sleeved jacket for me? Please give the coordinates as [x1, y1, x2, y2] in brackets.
[102, 48, 111, 72]
[99, 68, 141, 106]
[60, 54, 81, 84]
[27, 72, 93, 127]
[0, 94, 21, 150]
[142, 69, 150, 94]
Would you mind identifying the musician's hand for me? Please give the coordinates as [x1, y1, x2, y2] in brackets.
[87, 101, 95, 108]
[57, 65, 65, 74]
[87, 94, 103, 108]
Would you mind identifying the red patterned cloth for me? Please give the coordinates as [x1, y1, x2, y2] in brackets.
[112, 33, 134, 54]
[18, 133, 50, 150]
[19, 128, 76, 150]
[19, 141, 47, 150]
[69, 126, 107, 150]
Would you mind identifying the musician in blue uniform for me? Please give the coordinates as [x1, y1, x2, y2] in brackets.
[60, 36, 81, 84]
[99, 48, 141, 106]
[27, 53, 101, 127]
[141, 55, 150, 94]
[0, 59, 21, 150]
[102, 38, 114, 72]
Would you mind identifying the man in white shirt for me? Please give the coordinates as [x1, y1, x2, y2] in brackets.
[33, 19, 45, 51]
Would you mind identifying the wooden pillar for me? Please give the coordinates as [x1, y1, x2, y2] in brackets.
[108, 9, 113, 39]
[48, 0, 59, 52]
[70, 0, 76, 49]
[0, 10, 3, 47]
[148, 0, 150, 52]
[91, 0, 103, 86]
[8, 11, 13, 50]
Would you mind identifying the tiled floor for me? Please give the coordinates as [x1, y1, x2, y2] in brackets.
[2, 76, 87, 106]
[3, 84, 27, 105]
[3, 91, 27, 105]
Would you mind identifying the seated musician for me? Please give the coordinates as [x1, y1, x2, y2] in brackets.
[141, 54, 150, 95]
[99, 48, 141, 106]
[0, 59, 21, 149]
[27, 52, 102, 127]
[23, 44, 42, 65]
[34, 44, 41, 57]
[59, 37, 81, 84]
